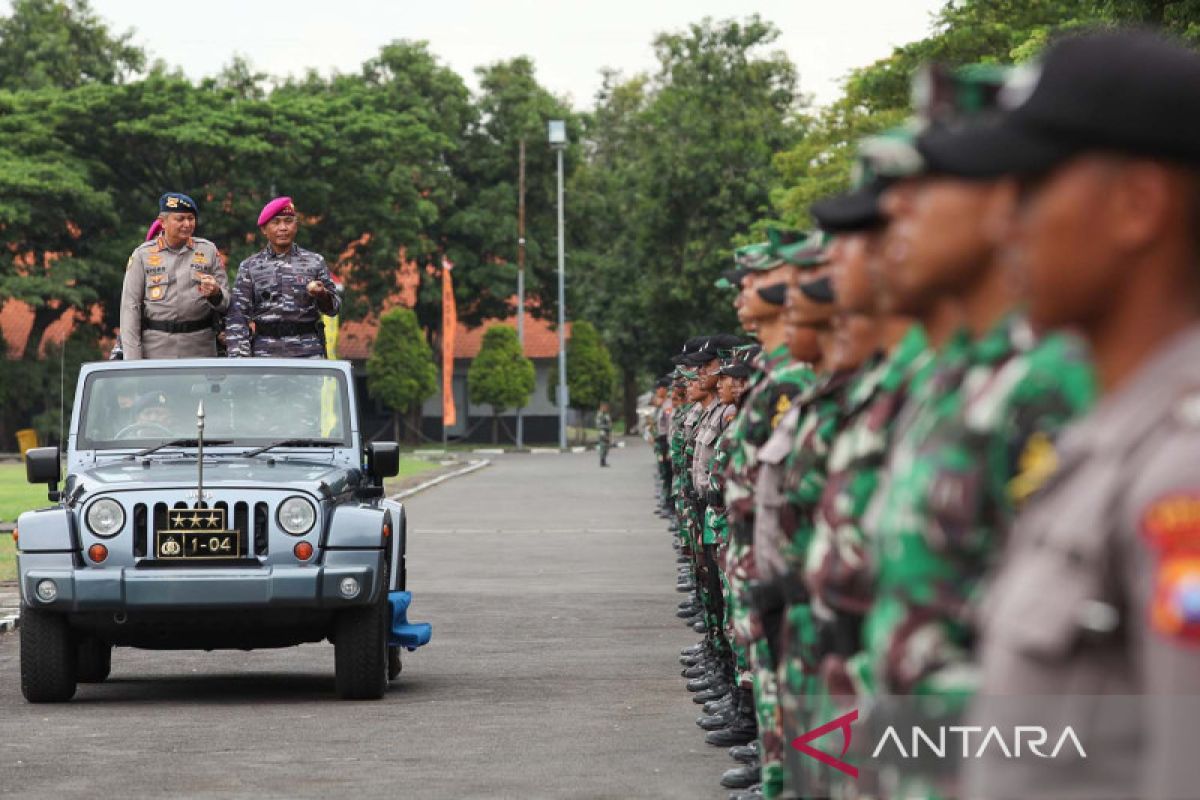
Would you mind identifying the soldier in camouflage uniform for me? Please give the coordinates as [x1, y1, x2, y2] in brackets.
[686, 337, 747, 740]
[596, 402, 613, 467]
[698, 346, 760, 754]
[720, 236, 818, 800]
[856, 69, 1095, 796]
[794, 132, 932, 796]
[226, 196, 340, 358]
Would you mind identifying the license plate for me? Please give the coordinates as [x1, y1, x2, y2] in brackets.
[157, 507, 239, 559]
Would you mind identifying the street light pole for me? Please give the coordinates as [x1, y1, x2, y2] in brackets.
[516, 138, 526, 450]
[548, 120, 568, 451]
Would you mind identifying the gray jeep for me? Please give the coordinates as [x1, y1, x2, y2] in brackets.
[15, 358, 431, 703]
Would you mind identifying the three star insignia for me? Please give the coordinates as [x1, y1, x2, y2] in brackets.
[171, 511, 222, 529]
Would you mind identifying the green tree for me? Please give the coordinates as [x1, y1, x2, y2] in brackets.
[572, 16, 801, 418]
[548, 321, 617, 440]
[467, 326, 535, 444]
[772, 0, 1102, 227]
[0, 0, 145, 91]
[434, 57, 583, 331]
[366, 307, 438, 444]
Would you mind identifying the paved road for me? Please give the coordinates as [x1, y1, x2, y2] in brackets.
[0, 443, 726, 799]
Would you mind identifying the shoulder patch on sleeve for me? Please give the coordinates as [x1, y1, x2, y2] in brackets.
[771, 393, 792, 429]
[1151, 555, 1200, 644]
[1141, 493, 1200, 555]
[1007, 431, 1059, 506]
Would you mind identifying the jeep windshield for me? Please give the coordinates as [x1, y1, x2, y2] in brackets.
[77, 366, 352, 451]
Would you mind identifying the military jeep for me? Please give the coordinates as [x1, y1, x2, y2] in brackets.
[15, 358, 431, 702]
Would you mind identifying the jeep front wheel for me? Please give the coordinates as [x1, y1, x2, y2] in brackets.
[20, 607, 78, 703]
[333, 593, 387, 700]
[77, 637, 112, 683]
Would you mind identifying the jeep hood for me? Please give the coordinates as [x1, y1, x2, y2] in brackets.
[73, 459, 356, 496]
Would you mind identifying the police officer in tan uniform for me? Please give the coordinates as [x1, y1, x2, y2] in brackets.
[920, 29, 1200, 799]
[119, 193, 229, 359]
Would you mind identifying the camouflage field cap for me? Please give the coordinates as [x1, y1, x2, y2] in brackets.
[776, 230, 832, 269]
[734, 242, 785, 272]
[912, 63, 1011, 129]
[811, 126, 923, 232]
[714, 266, 749, 290]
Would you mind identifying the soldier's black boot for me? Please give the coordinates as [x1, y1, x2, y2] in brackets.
[720, 763, 761, 790]
[697, 703, 737, 730]
[692, 682, 731, 703]
[705, 688, 757, 746]
[728, 742, 759, 764]
[703, 693, 735, 714]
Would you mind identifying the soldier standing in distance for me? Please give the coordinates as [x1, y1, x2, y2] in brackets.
[119, 193, 229, 359]
[226, 197, 340, 358]
[596, 402, 613, 467]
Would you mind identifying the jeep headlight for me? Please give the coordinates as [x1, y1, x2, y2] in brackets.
[86, 498, 125, 538]
[278, 496, 317, 535]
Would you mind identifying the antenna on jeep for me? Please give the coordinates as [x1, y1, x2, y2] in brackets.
[196, 401, 205, 507]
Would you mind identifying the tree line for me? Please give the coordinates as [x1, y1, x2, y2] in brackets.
[0, 0, 1194, 444]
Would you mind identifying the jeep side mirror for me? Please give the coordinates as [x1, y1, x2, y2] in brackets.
[25, 446, 61, 501]
[367, 441, 400, 481]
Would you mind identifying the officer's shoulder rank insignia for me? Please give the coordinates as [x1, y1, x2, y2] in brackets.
[1007, 431, 1058, 505]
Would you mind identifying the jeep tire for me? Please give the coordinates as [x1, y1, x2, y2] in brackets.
[20, 607, 78, 703]
[334, 591, 388, 700]
[77, 637, 112, 683]
[388, 645, 402, 680]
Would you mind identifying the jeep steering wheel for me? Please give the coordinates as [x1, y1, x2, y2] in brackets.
[114, 422, 173, 440]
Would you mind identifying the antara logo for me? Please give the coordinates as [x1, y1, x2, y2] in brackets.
[791, 709, 859, 778]
[792, 710, 1088, 778]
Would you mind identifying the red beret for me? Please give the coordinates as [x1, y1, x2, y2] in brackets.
[258, 196, 296, 227]
[145, 219, 163, 242]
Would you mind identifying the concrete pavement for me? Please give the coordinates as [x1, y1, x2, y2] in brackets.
[0, 442, 728, 799]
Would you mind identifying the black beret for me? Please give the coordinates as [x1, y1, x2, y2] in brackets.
[717, 362, 753, 379]
[811, 185, 885, 233]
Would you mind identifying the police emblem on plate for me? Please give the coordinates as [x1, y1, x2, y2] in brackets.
[148, 286, 164, 301]
[156, 506, 239, 559]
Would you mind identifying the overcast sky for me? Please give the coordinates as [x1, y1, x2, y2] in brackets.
[19, 1, 946, 107]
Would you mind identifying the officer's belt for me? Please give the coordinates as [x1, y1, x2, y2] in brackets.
[142, 314, 214, 334]
[255, 320, 323, 338]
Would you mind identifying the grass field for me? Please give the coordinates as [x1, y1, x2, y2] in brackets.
[0, 534, 12, 582]
[0, 463, 48, 525]
[0, 457, 437, 583]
